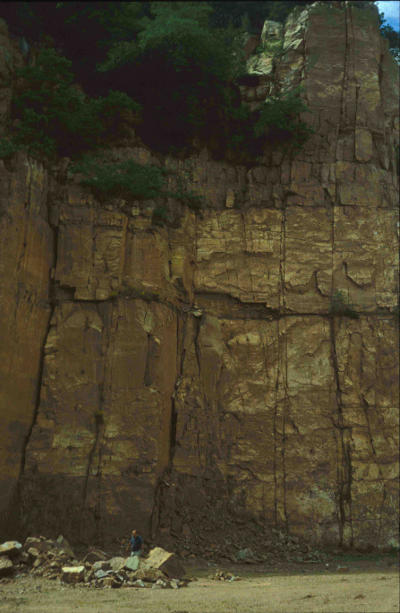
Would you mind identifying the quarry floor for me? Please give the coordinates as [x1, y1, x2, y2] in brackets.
[0, 554, 398, 613]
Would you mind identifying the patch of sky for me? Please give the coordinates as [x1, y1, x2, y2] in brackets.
[376, 0, 400, 31]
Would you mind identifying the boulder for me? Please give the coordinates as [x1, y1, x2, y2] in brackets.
[82, 549, 109, 564]
[133, 567, 165, 583]
[0, 541, 22, 558]
[143, 547, 185, 579]
[24, 537, 42, 551]
[124, 555, 140, 571]
[93, 560, 111, 572]
[0, 557, 13, 577]
[111, 575, 123, 588]
[108, 556, 125, 572]
[27, 547, 41, 560]
[94, 569, 113, 580]
[56, 535, 75, 559]
[61, 565, 85, 583]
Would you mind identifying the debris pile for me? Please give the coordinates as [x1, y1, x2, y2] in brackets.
[172, 520, 330, 565]
[212, 569, 241, 582]
[0, 537, 188, 589]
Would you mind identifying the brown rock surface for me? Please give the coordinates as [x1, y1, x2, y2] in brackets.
[0, 153, 53, 535]
[0, 541, 22, 557]
[0, 3, 398, 552]
[61, 566, 85, 584]
[0, 557, 14, 577]
[144, 547, 186, 579]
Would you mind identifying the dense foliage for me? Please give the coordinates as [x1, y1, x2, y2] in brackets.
[96, 2, 247, 153]
[10, 48, 140, 157]
[70, 153, 203, 218]
[70, 156, 167, 200]
[254, 87, 314, 149]
[0, 1, 397, 163]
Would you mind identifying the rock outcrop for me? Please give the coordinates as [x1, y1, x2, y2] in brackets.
[0, 3, 398, 551]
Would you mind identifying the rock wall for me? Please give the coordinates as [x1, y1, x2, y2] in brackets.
[0, 3, 398, 550]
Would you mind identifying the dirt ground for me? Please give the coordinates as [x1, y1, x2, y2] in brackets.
[0, 554, 398, 613]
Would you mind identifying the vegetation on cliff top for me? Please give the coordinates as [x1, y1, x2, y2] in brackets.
[0, 1, 397, 164]
[69, 153, 203, 220]
[11, 48, 141, 158]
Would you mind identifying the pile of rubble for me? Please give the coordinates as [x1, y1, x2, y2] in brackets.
[0, 538, 188, 589]
[211, 569, 241, 582]
[172, 520, 331, 565]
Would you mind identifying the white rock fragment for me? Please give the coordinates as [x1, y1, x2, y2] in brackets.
[61, 565, 85, 583]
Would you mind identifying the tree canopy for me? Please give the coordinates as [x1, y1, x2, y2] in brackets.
[0, 1, 398, 160]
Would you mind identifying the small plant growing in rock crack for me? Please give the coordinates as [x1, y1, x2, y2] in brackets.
[151, 205, 170, 227]
[166, 175, 203, 212]
[329, 290, 359, 319]
[255, 38, 284, 59]
[254, 86, 315, 151]
[70, 154, 204, 215]
[94, 409, 104, 426]
[70, 155, 167, 200]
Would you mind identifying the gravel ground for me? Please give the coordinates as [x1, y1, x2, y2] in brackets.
[0, 555, 398, 613]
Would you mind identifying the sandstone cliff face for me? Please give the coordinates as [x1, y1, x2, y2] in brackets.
[0, 3, 398, 550]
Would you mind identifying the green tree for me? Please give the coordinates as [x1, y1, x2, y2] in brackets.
[12, 48, 141, 157]
[99, 2, 246, 153]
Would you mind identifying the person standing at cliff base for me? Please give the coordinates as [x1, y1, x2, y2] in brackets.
[125, 529, 143, 570]
[129, 529, 143, 557]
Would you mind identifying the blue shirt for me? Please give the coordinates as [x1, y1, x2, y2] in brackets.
[130, 535, 143, 552]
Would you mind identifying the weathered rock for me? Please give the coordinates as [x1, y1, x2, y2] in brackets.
[0, 541, 22, 558]
[61, 566, 85, 583]
[24, 537, 42, 551]
[111, 575, 123, 588]
[108, 557, 126, 572]
[144, 548, 185, 579]
[0, 557, 13, 577]
[27, 547, 41, 560]
[56, 535, 75, 559]
[82, 549, 109, 564]
[0, 3, 398, 554]
[94, 569, 112, 580]
[93, 560, 111, 573]
[236, 548, 256, 562]
[133, 567, 166, 583]
[124, 555, 140, 571]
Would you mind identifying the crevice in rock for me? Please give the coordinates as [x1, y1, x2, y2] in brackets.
[16, 305, 55, 500]
[81, 403, 104, 526]
[14, 168, 59, 532]
[278, 202, 289, 534]
[193, 315, 203, 378]
[329, 316, 354, 547]
[169, 314, 188, 465]
[361, 398, 386, 541]
[327, 4, 355, 548]
[144, 333, 154, 386]
[151, 312, 188, 539]
[272, 322, 280, 527]
[80, 301, 110, 541]
[194, 291, 281, 320]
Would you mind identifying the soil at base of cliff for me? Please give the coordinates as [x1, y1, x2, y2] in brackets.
[0, 554, 398, 613]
